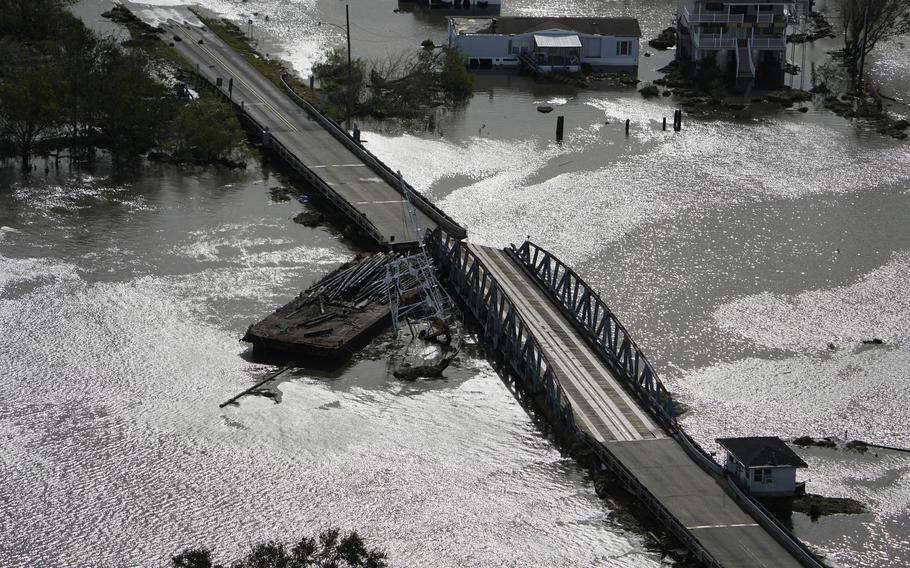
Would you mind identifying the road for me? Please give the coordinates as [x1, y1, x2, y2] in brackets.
[152, 6, 437, 247]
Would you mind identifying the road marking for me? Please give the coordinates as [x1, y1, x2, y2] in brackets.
[354, 200, 407, 205]
[311, 164, 367, 168]
[182, 27, 298, 132]
[687, 523, 759, 530]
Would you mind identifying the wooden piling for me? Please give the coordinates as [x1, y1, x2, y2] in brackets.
[625, 119, 630, 136]
[556, 115, 565, 142]
[662, 117, 667, 131]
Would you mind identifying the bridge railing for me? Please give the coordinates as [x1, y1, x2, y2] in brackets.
[509, 240, 679, 433]
[279, 75, 468, 242]
[426, 229, 579, 433]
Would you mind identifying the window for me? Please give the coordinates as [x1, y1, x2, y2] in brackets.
[753, 468, 773, 483]
[616, 40, 630, 56]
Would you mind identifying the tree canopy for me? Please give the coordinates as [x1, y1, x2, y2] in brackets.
[839, 0, 910, 85]
[170, 528, 389, 568]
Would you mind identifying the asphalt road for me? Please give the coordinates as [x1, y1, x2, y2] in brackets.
[158, 10, 436, 246]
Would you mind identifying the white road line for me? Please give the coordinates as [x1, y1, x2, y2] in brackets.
[311, 164, 367, 168]
[687, 523, 759, 530]
[473, 246, 647, 441]
[354, 200, 407, 205]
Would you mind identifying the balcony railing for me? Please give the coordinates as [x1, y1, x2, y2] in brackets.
[693, 33, 737, 49]
[683, 6, 744, 24]
[750, 37, 787, 49]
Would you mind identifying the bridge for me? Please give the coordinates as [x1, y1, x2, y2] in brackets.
[150, 6, 829, 566]
[159, 10, 465, 249]
[429, 232, 828, 568]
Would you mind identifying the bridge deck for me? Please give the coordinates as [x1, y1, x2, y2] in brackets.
[469, 244, 805, 568]
[159, 9, 434, 246]
[470, 245, 663, 442]
[609, 439, 804, 568]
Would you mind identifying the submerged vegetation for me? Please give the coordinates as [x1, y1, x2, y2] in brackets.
[0, 0, 246, 172]
[171, 528, 389, 568]
[792, 494, 867, 521]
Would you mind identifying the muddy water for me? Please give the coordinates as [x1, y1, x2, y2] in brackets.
[0, 159, 662, 568]
[4, 0, 909, 567]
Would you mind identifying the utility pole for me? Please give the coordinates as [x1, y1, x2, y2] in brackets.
[857, 0, 873, 90]
[346, 4, 352, 130]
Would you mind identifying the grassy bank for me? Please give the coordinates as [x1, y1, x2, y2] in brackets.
[196, 14, 342, 119]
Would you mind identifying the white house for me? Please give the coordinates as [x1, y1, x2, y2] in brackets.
[448, 17, 641, 74]
[717, 437, 808, 497]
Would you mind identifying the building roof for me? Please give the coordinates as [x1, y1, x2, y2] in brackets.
[534, 34, 582, 48]
[717, 437, 808, 468]
[451, 17, 642, 38]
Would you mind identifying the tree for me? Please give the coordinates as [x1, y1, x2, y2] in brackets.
[172, 548, 215, 568]
[171, 96, 246, 163]
[839, 0, 910, 86]
[91, 44, 173, 167]
[55, 15, 101, 156]
[173, 529, 388, 568]
[439, 48, 473, 102]
[313, 49, 366, 116]
[0, 65, 61, 170]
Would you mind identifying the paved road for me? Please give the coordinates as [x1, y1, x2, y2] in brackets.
[152, 8, 436, 247]
[470, 244, 806, 568]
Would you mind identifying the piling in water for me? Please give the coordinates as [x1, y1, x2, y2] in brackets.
[556, 115, 565, 142]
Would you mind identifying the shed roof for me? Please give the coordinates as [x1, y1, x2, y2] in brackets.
[534, 34, 582, 48]
[716, 437, 808, 468]
[451, 17, 642, 38]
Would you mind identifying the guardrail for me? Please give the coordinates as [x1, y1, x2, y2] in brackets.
[279, 75, 468, 242]
[510, 240, 679, 432]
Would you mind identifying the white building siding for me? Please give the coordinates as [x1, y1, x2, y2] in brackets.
[453, 35, 510, 58]
[451, 28, 639, 72]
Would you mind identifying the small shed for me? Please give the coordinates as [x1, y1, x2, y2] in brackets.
[717, 437, 808, 497]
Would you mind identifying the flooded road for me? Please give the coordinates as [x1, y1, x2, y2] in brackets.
[2, 0, 909, 567]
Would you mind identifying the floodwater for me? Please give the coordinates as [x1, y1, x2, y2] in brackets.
[3, 0, 910, 567]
